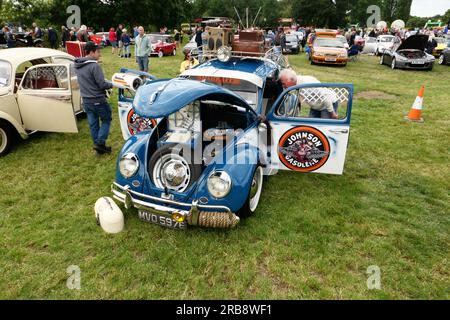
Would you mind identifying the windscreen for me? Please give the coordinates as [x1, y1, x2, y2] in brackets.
[314, 38, 345, 48]
[190, 76, 258, 109]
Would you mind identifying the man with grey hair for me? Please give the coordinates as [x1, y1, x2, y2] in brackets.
[135, 26, 151, 72]
[279, 69, 338, 119]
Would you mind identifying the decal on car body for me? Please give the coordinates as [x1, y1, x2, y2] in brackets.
[278, 126, 330, 172]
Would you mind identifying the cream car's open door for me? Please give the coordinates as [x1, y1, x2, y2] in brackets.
[17, 64, 78, 133]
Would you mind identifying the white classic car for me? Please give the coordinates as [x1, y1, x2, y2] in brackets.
[375, 35, 400, 56]
[0, 48, 82, 156]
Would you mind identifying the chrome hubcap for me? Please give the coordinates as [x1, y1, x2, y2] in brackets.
[439, 55, 444, 64]
[153, 154, 191, 192]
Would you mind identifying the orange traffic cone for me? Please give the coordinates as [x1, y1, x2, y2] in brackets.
[405, 86, 425, 123]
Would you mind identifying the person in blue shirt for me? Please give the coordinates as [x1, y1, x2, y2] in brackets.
[121, 29, 131, 58]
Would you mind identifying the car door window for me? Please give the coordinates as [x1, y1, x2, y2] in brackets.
[275, 86, 350, 120]
[0, 60, 11, 87]
[21, 65, 69, 90]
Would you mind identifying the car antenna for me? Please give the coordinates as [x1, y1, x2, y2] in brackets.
[251, 7, 262, 28]
[234, 7, 245, 29]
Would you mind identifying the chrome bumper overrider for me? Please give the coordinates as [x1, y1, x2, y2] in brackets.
[111, 182, 240, 228]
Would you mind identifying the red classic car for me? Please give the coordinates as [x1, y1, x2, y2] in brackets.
[149, 34, 177, 57]
[88, 32, 105, 46]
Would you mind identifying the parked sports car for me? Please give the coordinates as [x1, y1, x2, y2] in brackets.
[0, 48, 82, 156]
[149, 34, 177, 58]
[310, 36, 348, 66]
[438, 40, 450, 65]
[110, 50, 354, 229]
[380, 34, 435, 70]
[433, 37, 448, 58]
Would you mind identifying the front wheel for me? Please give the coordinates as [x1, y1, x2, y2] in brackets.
[237, 166, 264, 218]
[380, 55, 385, 65]
[0, 121, 14, 157]
[158, 50, 163, 58]
[438, 54, 446, 65]
[172, 48, 176, 56]
[391, 58, 396, 70]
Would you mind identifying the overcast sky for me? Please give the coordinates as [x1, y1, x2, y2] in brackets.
[410, 0, 450, 17]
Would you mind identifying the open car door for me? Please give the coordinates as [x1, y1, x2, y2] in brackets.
[115, 69, 157, 140]
[266, 83, 353, 175]
[17, 64, 78, 133]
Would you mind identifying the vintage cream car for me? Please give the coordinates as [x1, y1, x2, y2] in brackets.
[0, 48, 82, 156]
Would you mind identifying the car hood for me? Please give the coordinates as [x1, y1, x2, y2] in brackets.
[133, 78, 256, 118]
[396, 35, 428, 52]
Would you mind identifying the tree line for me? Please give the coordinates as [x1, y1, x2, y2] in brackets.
[0, 0, 447, 31]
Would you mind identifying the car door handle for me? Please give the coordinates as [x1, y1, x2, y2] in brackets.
[329, 129, 348, 134]
[56, 96, 71, 101]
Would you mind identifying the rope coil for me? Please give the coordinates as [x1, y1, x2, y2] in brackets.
[193, 211, 240, 229]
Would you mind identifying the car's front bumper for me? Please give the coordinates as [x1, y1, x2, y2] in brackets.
[111, 182, 240, 228]
[396, 60, 434, 70]
[312, 56, 347, 65]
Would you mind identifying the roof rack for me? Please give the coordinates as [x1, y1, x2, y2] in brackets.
[198, 46, 289, 69]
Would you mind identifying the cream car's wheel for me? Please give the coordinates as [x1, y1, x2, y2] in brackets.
[380, 55, 384, 65]
[237, 166, 263, 217]
[0, 121, 13, 157]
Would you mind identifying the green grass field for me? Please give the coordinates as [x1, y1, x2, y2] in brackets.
[0, 46, 449, 299]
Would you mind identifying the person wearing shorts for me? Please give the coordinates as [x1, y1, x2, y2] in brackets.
[109, 27, 117, 54]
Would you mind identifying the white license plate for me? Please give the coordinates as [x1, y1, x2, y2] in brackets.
[325, 58, 337, 62]
[411, 60, 425, 65]
[138, 210, 187, 230]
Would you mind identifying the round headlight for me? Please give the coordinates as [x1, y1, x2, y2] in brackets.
[207, 171, 232, 198]
[119, 153, 139, 178]
[217, 46, 232, 62]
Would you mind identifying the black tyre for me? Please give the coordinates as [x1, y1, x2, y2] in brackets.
[380, 55, 385, 65]
[148, 143, 201, 193]
[391, 58, 396, 70]
[237, 166, 263, 218]
[0, 120, 15, 157]
[438, 54, 446, 65]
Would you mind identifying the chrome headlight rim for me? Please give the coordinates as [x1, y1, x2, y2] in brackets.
[207, 170, 232, 199]
[119, 153, 140, 178]
[217, 46, 232, 62]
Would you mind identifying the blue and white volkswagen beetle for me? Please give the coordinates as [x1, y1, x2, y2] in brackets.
[111, 51, 354, 229]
